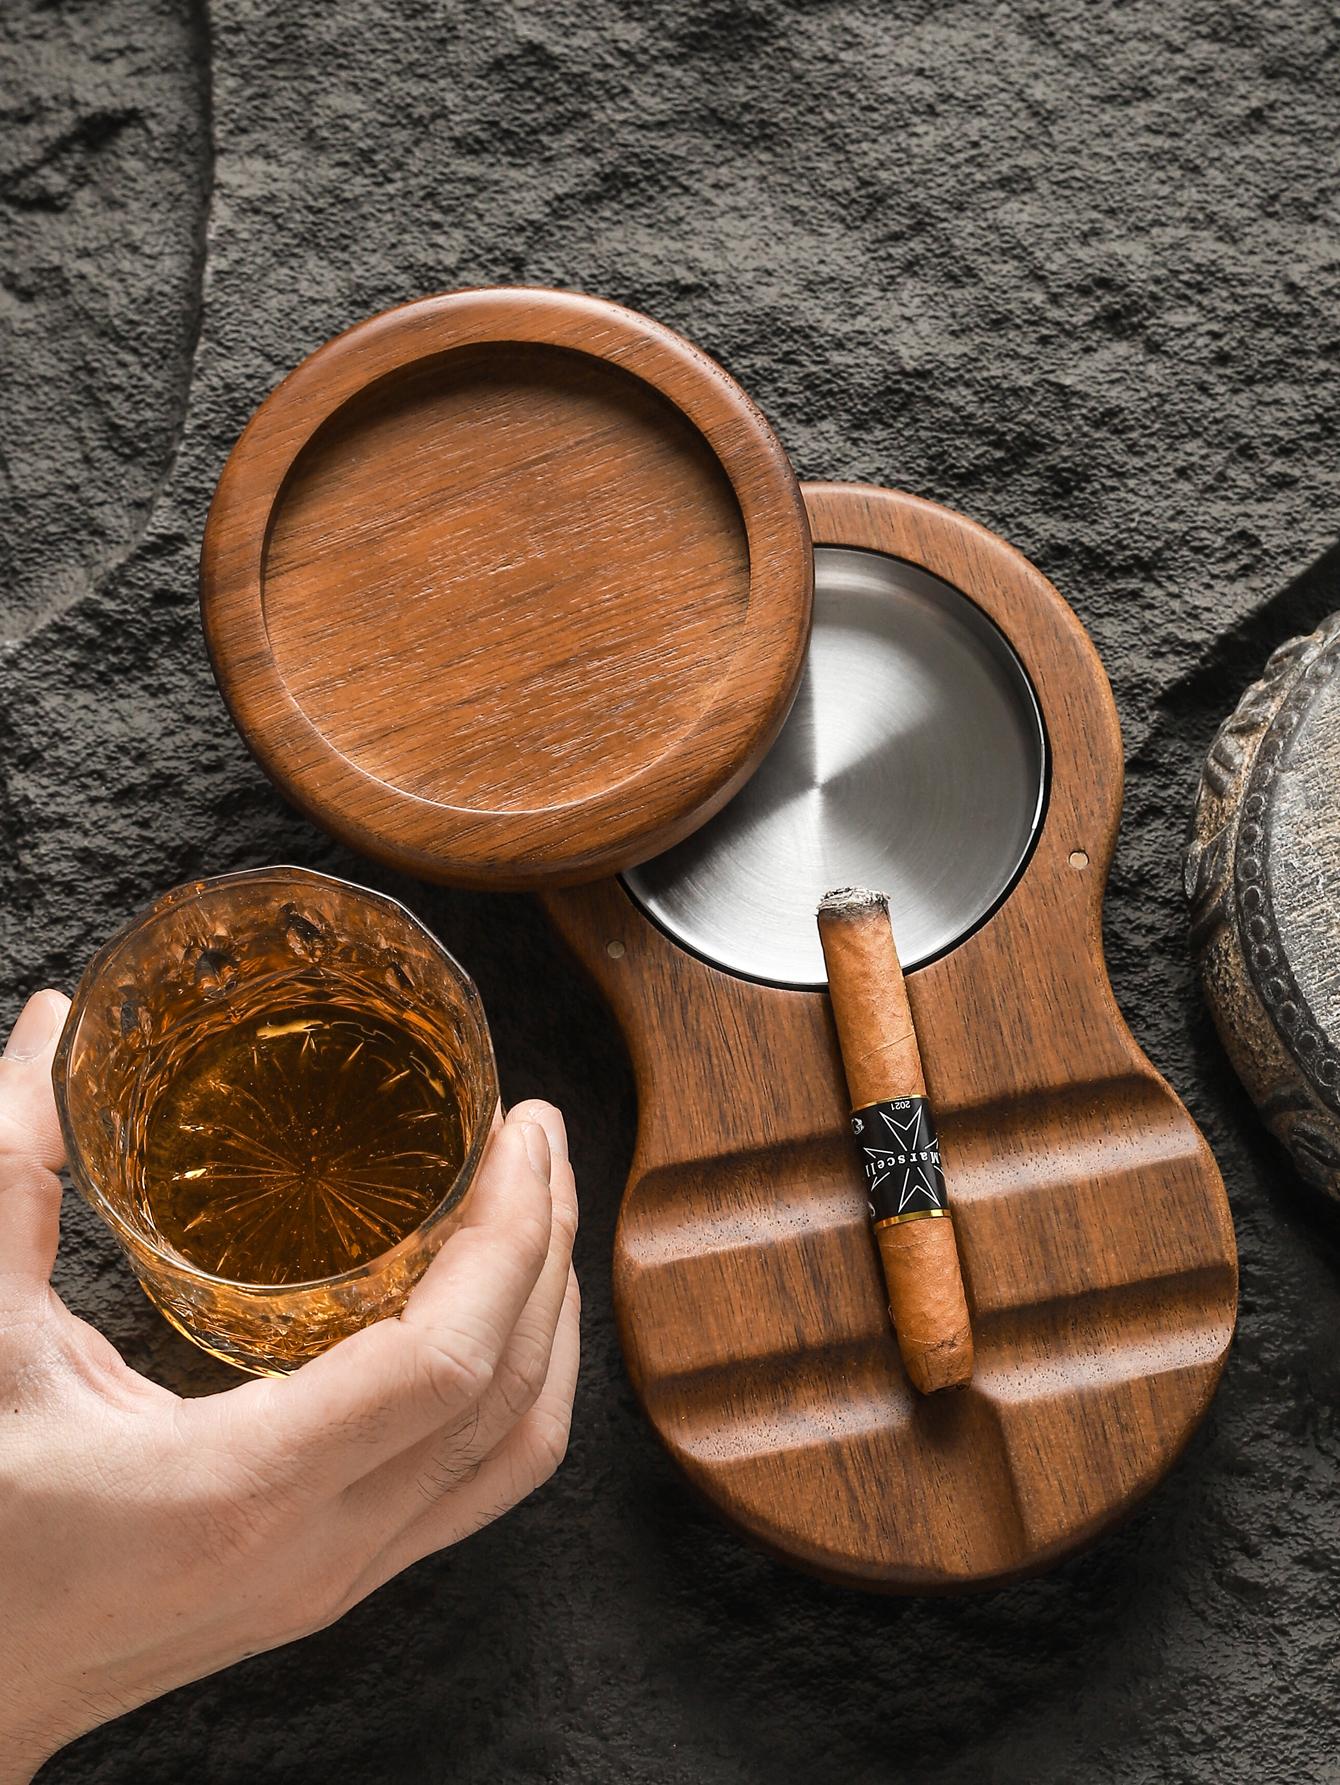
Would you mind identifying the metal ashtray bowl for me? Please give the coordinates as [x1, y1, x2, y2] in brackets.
[624, 545, 1048, 987]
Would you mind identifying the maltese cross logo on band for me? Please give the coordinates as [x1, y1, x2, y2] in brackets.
[854, 1098, 948, 1218]
[863, 1149, 944, 1213]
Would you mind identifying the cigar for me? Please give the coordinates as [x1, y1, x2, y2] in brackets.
[817, 887, 974, 1394]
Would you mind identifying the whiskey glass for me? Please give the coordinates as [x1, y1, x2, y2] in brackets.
[53, 867, 498, 1376]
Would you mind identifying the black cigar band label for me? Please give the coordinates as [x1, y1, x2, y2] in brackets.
[849, 1096, 950, 1227]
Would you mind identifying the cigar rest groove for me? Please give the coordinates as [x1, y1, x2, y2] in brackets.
[545, 485, 1237, 1590]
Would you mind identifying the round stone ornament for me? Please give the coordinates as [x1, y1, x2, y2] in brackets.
[1187, 612, 1340, 1195]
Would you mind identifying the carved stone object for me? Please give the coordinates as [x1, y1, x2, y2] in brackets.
[1187, 614, 1340, 1195]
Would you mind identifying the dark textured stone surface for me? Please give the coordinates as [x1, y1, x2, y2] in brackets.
[4, 1, 1340, 1779]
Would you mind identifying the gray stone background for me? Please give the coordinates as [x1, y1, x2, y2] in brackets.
[3, 0, 1338, 1779]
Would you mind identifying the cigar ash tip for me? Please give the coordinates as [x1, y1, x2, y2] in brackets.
[818, 886, 889, 918]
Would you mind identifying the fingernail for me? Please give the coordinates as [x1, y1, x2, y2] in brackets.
[4, 991, 62, 1062]
[511, 1101, 568, 1165]
[520, 1121, 551, 1182]
[533, 1107, 568, 1165]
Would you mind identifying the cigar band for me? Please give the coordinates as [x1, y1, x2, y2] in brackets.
[849, 1096, 950, 1227]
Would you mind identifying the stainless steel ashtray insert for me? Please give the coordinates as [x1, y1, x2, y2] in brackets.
[622, 545, 1048, 988]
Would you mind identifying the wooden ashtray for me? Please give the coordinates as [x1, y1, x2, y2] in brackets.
[202, 294, 1238, 1591]
[201, 288, 812, 888]
[545, 484, 1239, 1590]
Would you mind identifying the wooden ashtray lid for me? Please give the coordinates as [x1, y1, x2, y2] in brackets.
[201, 289, 812, 888]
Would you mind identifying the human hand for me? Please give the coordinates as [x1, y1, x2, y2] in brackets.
[0, 989, 579, 1782]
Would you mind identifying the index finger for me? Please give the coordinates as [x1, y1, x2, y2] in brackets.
[210, 1114, 554, 1494]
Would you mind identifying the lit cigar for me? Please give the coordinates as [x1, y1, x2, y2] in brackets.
[817, 887, 974, 1393]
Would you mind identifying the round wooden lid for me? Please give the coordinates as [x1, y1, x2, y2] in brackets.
[201, 289, 812, 889]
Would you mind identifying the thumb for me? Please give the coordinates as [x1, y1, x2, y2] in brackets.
[0, 990, 70, 1296]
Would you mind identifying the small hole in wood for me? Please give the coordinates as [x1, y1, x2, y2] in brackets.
[1069, 850, 1089, 870]
[606, 939, 626, 959]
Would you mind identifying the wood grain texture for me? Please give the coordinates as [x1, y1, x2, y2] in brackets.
[201, 288, 813, 888]
[545, 483, 1238, 1591]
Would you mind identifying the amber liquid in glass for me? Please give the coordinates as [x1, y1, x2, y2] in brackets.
[138, 1002, 466, 1285]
